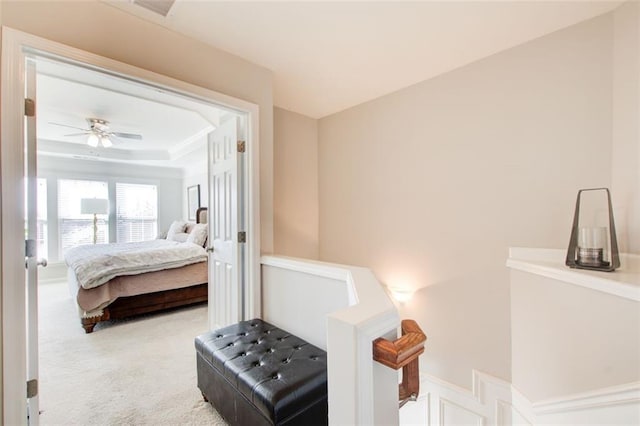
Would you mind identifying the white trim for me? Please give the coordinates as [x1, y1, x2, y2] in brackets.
[1, 26, 29, 425]
[506, 247, 640, 302]
[1, 26, 261, 423]
[533, 382, 640, 416]
[404, 371, 639, 426]
[261, 255, 358, 286]
[36, 262, 67, 284]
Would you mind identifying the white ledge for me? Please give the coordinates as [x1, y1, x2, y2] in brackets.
[506, 248, 640, 302]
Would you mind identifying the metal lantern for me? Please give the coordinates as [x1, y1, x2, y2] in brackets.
[566, 188, 620, 272]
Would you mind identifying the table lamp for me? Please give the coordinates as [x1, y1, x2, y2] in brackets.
[81, 198, 109, 244]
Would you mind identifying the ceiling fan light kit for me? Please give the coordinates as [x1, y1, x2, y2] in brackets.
[51, 117, 143, 148]
[87, 133, 100, 147]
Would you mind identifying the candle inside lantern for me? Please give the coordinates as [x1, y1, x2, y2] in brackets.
[577, 227, 607, 266]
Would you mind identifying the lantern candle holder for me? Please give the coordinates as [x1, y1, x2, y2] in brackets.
[566, 188, 620, 272]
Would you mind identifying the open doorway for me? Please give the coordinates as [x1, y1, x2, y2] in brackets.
[32, 55, 230, 423]
[1, 28, 261, 424]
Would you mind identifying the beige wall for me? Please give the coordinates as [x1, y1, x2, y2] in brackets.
[612, 1, 640, 254]
[318, 15, 615, 389]
[273, 107, 319, 259]
[1, 0, 274, 253]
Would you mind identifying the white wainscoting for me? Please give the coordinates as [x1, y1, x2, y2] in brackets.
[534, 382, 640, 425]
[400, 371, 639, 425]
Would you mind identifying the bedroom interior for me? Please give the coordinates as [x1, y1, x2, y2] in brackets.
[1, 0, 639, 425]
[30, 54, 238, 420]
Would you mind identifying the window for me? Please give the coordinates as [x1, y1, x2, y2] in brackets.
[116, 183, 158, 243]
[58, 179, 109, 254]
[37, 178, 48, 259]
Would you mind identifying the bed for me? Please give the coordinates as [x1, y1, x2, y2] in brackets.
[65, 207, 209, 333]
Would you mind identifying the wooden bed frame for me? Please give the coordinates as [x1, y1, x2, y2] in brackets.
[80, 207, 209, 333]
[81, 283, 208, 333]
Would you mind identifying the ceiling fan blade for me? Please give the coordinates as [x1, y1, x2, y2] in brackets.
[49, 122, 89, 132]
[108, 135, 127, 145]
[64, 132, 90, 137]
[112, 132, 142, 140]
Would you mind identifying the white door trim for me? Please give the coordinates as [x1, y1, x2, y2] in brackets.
[0, 26, 261, 424]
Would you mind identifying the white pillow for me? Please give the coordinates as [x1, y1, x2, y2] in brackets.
[186, 223, 208, 247]
[166, 220, 187, 240]
[170, 232, 189, 243]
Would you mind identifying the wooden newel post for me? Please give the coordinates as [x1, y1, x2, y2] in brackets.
[372, 319, 427, 406]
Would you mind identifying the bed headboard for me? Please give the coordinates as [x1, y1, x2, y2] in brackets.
[196, 207, 208, 224]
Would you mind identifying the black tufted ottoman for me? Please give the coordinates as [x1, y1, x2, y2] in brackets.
[195, 319, 328, 425]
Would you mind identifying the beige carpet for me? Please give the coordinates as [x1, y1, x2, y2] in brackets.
[38, 281, 227, 425]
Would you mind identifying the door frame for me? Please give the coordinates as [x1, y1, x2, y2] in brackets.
[0, 26, 261, 424]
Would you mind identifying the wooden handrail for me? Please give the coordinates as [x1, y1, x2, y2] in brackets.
[372, 319, 427, 405]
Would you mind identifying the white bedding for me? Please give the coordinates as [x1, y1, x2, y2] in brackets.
[64, 239, 207, 290]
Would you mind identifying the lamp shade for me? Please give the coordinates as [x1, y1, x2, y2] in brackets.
[81, 198, 109, 215]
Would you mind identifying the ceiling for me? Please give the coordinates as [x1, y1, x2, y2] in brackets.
[36, 57, 224, 168]
[107, 0, 623, 119]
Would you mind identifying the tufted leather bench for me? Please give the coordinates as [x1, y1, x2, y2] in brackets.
[195, 319, 328, 425]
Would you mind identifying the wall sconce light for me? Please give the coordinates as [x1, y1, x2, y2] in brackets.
[566, 188, 620, 272]
[388, 286, 415, 304]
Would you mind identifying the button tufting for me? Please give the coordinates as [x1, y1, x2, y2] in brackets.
[196, 319, 328, 423]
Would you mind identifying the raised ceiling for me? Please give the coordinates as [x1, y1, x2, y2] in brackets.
[107, 0, 623, 119]
[36, 57, 223, 167]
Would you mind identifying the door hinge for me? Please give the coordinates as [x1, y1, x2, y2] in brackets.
[238, 232, 246, 243]
[25, 239, 36, 258]
[27, 379, 38, 398]
[24, 98, 36, 117]
[237, 140, 246, 153]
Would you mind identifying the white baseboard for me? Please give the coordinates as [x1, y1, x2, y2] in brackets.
[400, 371, 639, 426]
[37, 262, 67, 284]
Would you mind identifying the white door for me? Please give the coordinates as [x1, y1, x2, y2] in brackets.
[207, 116, 245, 329]
[25, 57, 46, 425]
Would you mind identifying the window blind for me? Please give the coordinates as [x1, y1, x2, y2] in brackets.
[58, 179, 109, 257]
[116, 183, 158, 243]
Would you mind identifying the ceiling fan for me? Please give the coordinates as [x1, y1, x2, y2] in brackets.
[50, 118, 142, 148]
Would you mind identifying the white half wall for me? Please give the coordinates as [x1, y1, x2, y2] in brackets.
[260, 255, 400, 425]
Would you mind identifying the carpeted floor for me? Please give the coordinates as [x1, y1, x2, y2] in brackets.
[38, 281, 227, 425]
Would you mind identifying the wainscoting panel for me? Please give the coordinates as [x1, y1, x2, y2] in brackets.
[400, 371, 639, 426]
[401, 371, 520, 425]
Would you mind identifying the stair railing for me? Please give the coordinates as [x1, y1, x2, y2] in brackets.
[372, 319, 427, 407]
